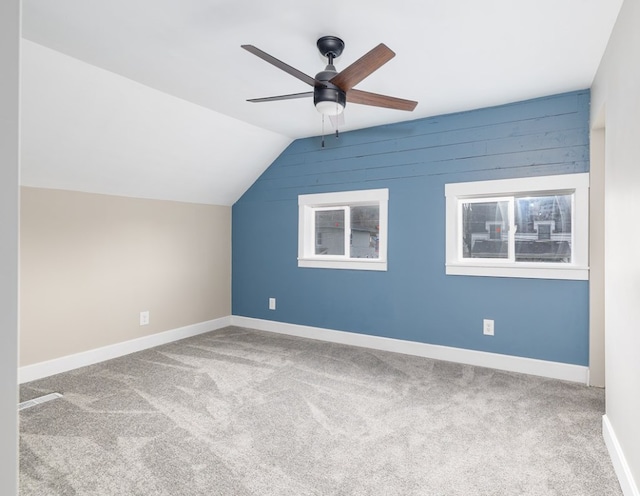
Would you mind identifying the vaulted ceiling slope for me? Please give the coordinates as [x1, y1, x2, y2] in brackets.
[21, 0, 623, 205]
[20, 41, 290, 206]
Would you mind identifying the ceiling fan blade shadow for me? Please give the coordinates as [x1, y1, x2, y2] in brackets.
[247, 92, 313, 103]
[330, 44, 395, 92]
[328, 112, 345, 129]
[347, 89, 417, 111]
[242, 45, 319, 87]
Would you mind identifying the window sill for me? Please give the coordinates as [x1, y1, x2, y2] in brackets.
[445, 262, 589, 280]
[298, 258, 387, 271]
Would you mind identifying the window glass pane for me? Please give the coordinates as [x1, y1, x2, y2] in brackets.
[315, 210, 345, 255]
[462, 201, 509, 259]
[350, 206, 379, 259]
[514, 194, 572, 263]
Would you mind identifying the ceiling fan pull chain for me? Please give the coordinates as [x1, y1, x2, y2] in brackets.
[335, 97, 340, 140]
[321, 114, 325, 148]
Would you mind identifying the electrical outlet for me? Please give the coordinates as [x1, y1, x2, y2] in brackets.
[483, 319, 494, 336]
[269, 298, 276, 310]
[140, 311, 150, 326]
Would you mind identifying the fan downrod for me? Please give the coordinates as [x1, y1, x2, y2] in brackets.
[317, 36, 344, 60]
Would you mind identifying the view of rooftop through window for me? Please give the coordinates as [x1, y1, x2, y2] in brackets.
[462, 194, 572, 263]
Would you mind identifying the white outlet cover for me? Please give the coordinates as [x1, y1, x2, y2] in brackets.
[483, 319, 494, 336]
[269, 298, 276, 310]
[140, 311, 150, 325]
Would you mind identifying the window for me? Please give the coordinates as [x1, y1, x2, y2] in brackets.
[445, 174, 589, 280]
[298, 189, 388, 270]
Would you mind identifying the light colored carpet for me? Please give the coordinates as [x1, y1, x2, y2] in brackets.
[20, 326, 622, 495]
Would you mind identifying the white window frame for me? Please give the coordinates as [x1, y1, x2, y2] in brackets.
[298, 188, 388, 271]
[445, 173, 589, 280]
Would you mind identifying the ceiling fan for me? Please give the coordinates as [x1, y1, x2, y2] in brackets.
[241, 36, 418, 119]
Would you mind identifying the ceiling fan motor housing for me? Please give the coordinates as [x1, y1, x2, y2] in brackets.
[314, 37, 346, 113]
[314, 67, 346, 113]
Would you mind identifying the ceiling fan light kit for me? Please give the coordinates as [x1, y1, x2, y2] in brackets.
[242, 35, 417, 121]
[314, 98, 345, 115]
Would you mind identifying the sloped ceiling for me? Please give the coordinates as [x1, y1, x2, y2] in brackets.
[20, 0, 623, 205]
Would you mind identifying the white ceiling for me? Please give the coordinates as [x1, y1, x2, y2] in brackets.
[20, 0, 623, 205]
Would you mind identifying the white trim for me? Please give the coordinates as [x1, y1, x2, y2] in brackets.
[603, 415, 640, 496]
[298, 188, 389, 206]
[231, 316, 588, 384]
[298, 258, 387, 271]
[18, 316, 231, 384]
[20, 313, 591, 387]
[445, 263, 589, 280]
[298, 188, 388, 271]
[445, 173, 589, 280]
[445, 173, 590, 197]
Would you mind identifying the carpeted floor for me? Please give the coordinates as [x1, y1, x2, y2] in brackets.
[19, 326, 622, 495]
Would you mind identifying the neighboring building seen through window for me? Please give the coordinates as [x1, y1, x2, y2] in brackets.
[299, 189, 388, 271]
[445, 174, 589, 280]
[314, 206, 379, 258]
[462, 194, 573, 263]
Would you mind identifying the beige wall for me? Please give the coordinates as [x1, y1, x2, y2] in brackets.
[20, 187, 231, 366]
[591, 0, 640, 491]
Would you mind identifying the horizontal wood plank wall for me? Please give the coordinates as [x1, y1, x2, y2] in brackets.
[233, 90, 590, 366]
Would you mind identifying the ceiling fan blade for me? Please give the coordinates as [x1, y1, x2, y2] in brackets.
[247, 91, 313, 103]
[330, 44, 395, 92]
[347, 89, 418, 111]
[242, 45, 318, 87]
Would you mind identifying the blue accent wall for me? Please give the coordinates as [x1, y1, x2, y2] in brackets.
[233, 90, 590, 366]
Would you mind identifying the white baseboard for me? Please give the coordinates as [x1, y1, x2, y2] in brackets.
[19, 316, 231, 384]
[603, 415, 640, 496]
[20, 314, 590, 385]
[231, 316, 589, 384]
